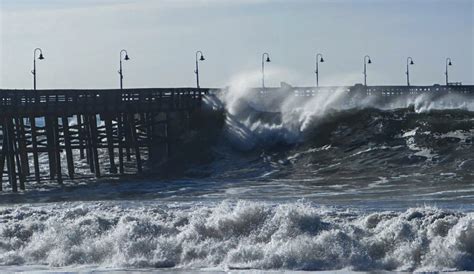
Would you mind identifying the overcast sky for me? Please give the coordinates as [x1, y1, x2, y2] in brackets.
[0, 0, 473, 89]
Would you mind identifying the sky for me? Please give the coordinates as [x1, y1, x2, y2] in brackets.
[0, 0, 473, 89]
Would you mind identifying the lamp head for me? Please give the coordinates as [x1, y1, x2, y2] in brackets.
[368, 59, 372, 64]
[124, 54, 130, 61]
[38, 53, 45, 60]
[448, 61, 452, 66]
[410, 60, 414, 65]
[200, 55, 205, 61]
[266, 56, 271, 62]
[320, 57, 324, 62]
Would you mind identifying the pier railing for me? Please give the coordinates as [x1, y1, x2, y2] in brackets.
[0, 88, 219, 116]
[249, 84, 474, 97]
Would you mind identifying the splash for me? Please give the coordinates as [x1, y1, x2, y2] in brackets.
[215, 72, 473, 148]
[217, 71, 354, 147]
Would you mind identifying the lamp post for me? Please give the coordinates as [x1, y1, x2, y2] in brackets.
[195, 51, 205, 88]
[363, 55, 372, 86]
[262, 52, 271, 89]
[445, 57, 452, 86]
[315, 53, 324, 87]
[406, 57, 414, 86]
[118, 49, 130, 90]
[31, 48, 45, 91]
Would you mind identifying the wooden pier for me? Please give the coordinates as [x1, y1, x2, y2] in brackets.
[0, 88, 214, 192]
[1, 84, 473, 192]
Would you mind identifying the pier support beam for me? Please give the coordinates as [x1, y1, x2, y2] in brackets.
[17, 118, 30, 177]
[117, 114, 125, 174]
[30, 117, 41, 183]
[105, 115, 117, 174]
[125, 113, 132, 162]
[83, 115, 94, 173]
[89, 115, 101, 178]
[13, 119, 25, 190]
[45, 117, 57, 180]
[53, 118, 63, 185]
[62, 116, 75, 179]
[77, 114, 85, 160]
[0, 134, 6, 191]
[128, 113, 142, 173]
[5, 118, 18, 192]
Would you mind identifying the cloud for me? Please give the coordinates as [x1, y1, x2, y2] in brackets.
[1, 0, 298, 13]
[0, 0, 147, 13]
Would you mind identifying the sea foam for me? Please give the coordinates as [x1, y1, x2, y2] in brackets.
[0, 201, 472, 271]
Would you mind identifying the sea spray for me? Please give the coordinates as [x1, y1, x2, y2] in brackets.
[218, 71, 355, 147]
[215, 73, 474, 150]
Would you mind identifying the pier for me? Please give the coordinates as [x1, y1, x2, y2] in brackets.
[0, 88, 215, 192]
[251, 83, 474, 97]
[0, 84, 473, 192]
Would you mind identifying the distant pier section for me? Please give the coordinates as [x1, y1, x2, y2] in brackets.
[244, 83, 474, 97]
[0, 84, 473, 192]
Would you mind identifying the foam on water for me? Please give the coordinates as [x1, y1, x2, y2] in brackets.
[0, 201, 472, 272]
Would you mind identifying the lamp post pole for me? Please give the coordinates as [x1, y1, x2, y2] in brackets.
[363, 55, 371, 86]
[118, 49, 130, 90]
[445, 58, 452, 86]
[262, 52, 271, 89]
[315, 53, 324, 87]
[406, 57, 414, 86]
[31, 48, 45, 91]
[195, 51, 205, 88]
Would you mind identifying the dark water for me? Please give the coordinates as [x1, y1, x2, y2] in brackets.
[0, 90, 473, 272]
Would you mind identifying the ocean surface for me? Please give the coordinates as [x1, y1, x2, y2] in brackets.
[0, 87, 473, 272]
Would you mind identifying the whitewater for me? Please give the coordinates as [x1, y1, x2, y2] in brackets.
[1, 76, 473, 272]
[0, 201, 472, 272]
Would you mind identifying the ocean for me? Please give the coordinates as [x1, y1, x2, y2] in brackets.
[0, 86, 473, 272]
